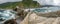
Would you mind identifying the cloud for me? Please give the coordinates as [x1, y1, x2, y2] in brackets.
[53, 0, 60, 5]
[34, 0, 54, 5]
[34, 0, 60, 6]
[1, 0, 60, 6]
[0, 0, 22, 4]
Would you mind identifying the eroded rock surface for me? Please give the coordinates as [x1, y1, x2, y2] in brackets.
[28, 12, 60, 24]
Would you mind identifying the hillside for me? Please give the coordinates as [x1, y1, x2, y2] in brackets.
[0, 1, 40, 9]
[0, 2, 21, 9]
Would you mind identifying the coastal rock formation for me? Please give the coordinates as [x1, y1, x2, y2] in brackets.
[28, 11, 60, 24]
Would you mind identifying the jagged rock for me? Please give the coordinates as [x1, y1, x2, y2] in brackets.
[28, 12, 60, 24]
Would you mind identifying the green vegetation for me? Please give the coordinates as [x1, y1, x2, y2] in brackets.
[0, 0, 40, 9]
[0, 2, 21, 9]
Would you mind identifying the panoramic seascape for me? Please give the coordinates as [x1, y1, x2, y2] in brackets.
[0, 0, 60, 24]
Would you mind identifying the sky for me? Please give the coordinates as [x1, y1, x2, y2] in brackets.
[34, 0, 60, 6]
[0, 0, 22, 4]
[0, 0, 60, 6]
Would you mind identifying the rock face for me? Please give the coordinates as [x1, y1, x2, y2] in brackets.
[19, 11, 60, 24]
[20, 12, 30, 24]
[28, 12, 60, 24]
[4, 19, 17, 24]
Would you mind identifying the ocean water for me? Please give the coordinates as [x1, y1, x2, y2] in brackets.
[0, 9, 16, 23]
[33, 7, 60, 13]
